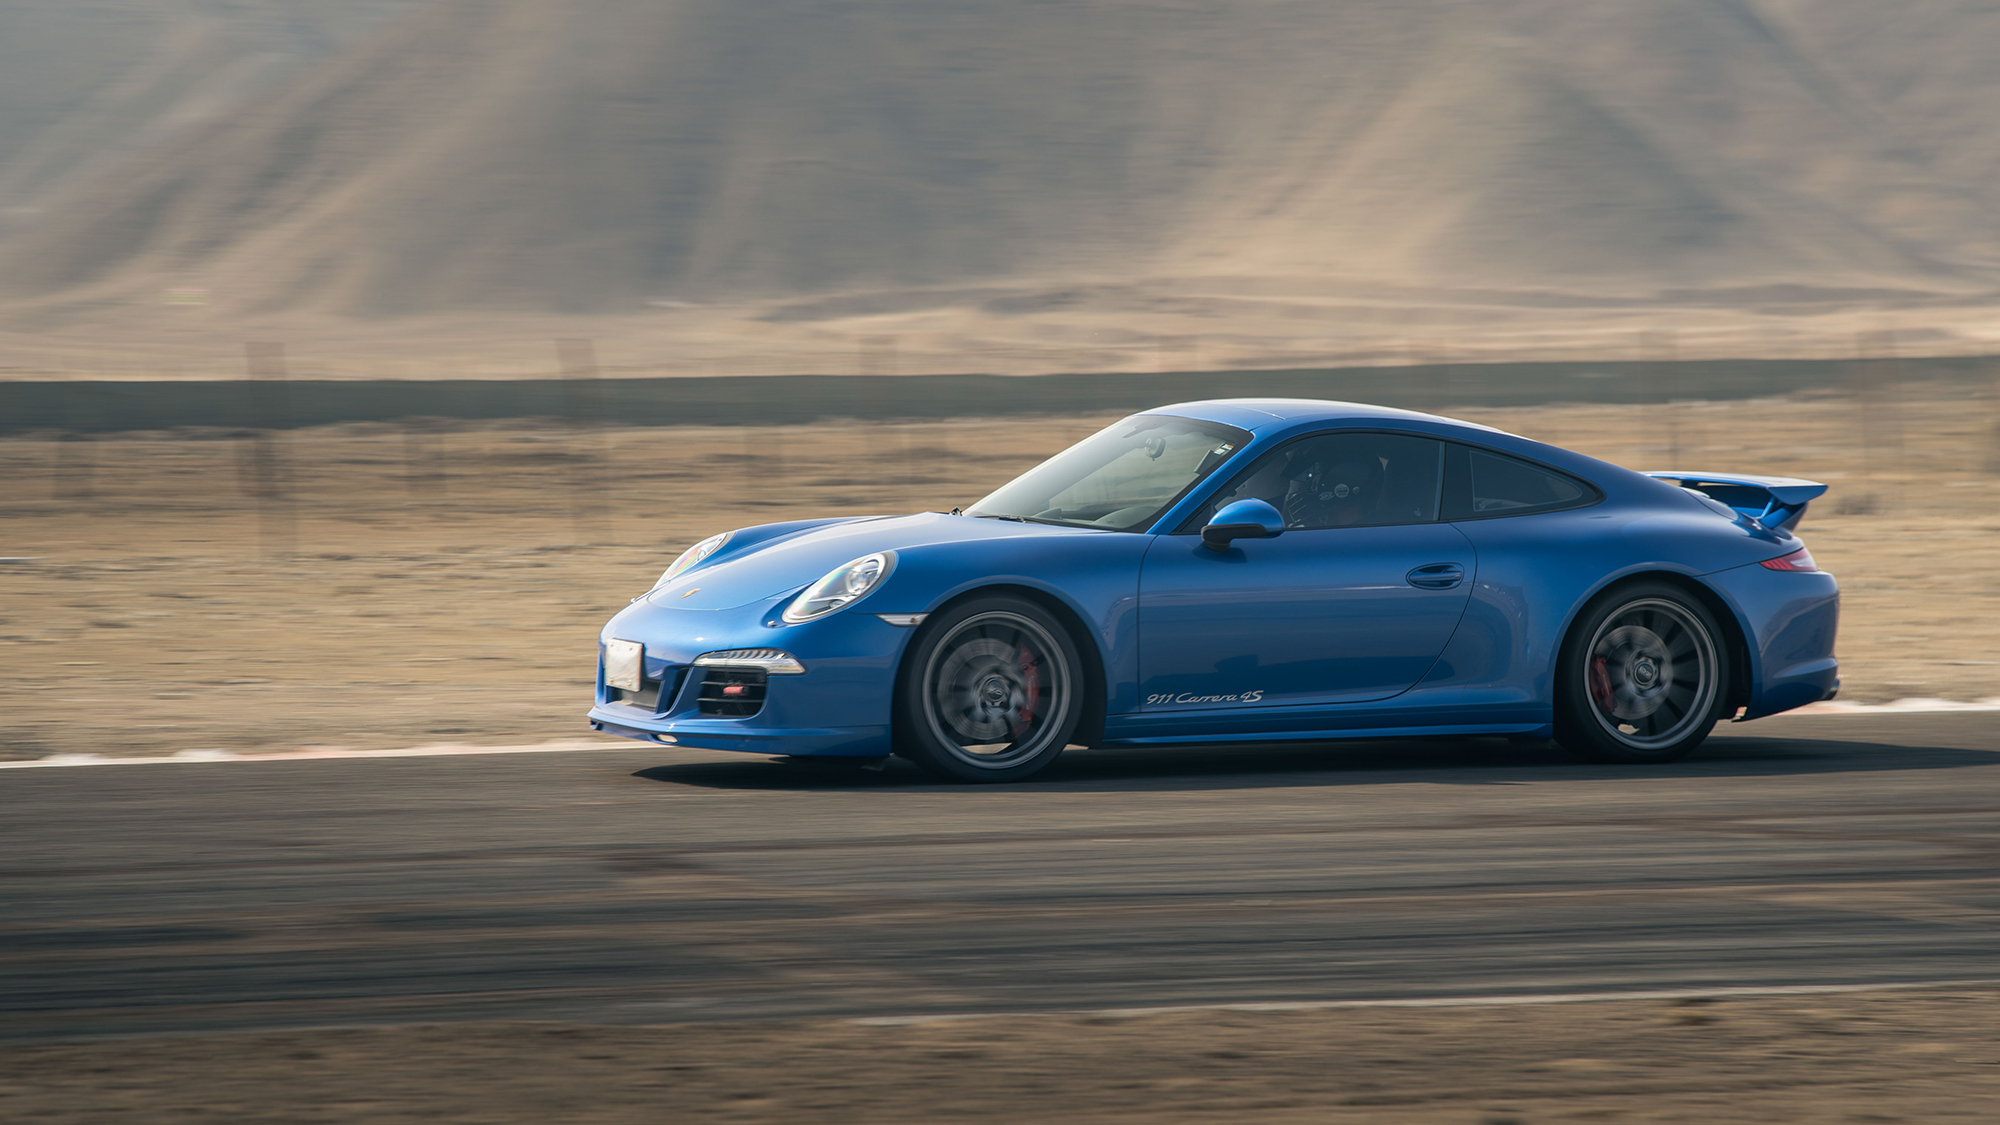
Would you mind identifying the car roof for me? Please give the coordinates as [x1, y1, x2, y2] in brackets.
[1143, 398, 1504, 436]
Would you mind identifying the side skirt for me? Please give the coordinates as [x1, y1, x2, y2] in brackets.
[1097, 722, 1554, 747]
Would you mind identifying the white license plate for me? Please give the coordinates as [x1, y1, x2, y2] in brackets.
[605, 639, 644, 692]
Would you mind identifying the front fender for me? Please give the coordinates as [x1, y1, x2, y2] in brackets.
[874, 532, 1151, 715]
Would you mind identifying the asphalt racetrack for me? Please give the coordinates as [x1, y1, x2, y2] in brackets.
[5, 713, 1998, 1043]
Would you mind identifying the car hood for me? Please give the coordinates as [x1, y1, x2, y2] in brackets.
[645, 512, 1107, 610]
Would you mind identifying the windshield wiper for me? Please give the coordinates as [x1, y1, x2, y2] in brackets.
[972, 513, 1072, 526]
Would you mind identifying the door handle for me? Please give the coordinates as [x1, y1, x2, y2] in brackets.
[1406, 563, 1464, 590]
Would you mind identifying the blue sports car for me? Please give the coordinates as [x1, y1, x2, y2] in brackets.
[589, 399, 1838, 781]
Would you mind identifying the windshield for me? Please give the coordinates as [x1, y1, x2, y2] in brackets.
[967, 415, 1251, 531]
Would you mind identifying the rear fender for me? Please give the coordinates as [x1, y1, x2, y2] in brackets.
[1701, 561, 1840, 719]
[1551, 567, 1757, 715]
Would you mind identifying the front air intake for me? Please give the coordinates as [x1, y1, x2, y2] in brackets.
[697, 667, 768, 717]
[604, 668, 684, 715]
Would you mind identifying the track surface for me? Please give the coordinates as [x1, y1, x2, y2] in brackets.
[5, 714, 1998, 1043]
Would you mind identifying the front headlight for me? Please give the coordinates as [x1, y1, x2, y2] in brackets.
[655, 531, 730, 588]
[781, 552, 894, 623]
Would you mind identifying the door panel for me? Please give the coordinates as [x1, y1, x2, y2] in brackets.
[1138, 523, 1476, 710]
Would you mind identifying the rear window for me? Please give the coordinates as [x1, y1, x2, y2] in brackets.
[1443, 446, 1598, 520]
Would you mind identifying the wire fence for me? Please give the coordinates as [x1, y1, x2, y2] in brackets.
[8, 334, 2000, 562]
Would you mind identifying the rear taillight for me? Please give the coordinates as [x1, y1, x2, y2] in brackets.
[1760, 547, 1819, 572]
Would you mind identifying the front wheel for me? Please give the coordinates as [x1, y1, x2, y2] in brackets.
[894, 597, 1084, 783]
[1555, 582, 1729, 764]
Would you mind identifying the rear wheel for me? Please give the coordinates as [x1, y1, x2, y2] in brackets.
[894, 596, 1083, 782]
[1555, 582, 1728, 764]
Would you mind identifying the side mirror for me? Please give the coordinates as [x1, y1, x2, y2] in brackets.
[1201, 498, 1285, 551]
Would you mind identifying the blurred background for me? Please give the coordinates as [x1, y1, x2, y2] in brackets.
[7, 0, 2000, 760]
[11, 10, 2000, 1123]
[10, 0, 2000, 374]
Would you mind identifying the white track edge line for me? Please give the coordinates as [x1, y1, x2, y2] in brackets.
[0, 740, 613, 769]
[1796, 697, 2000, 715]
[5, 696, 1997, 768]
[848, 978, 2000, 1026]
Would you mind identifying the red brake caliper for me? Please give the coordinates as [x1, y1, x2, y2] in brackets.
[1012, 645, 1041, 738]
[1589, 655, 1615, 713]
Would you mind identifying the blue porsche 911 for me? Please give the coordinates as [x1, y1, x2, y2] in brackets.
[589, 399, 1838, 781]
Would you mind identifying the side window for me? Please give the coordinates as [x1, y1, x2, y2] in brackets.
[1442, 445, 1595, 520]
[1188, 432, 1444, 530]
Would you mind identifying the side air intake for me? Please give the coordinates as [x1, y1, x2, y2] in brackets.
[698, 667, 768, 717]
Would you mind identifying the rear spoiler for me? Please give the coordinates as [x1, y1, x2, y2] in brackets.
[1641, 471, 1828, 532]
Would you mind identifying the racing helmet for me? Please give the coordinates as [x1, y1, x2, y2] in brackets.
[1282, 456, 1380, 527]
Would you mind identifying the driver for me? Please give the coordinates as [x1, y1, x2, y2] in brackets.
[1282, 456, 1380, 528]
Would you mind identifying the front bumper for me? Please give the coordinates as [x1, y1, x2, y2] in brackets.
[585, 594, 915, 757]
[587, 712, 890, 757]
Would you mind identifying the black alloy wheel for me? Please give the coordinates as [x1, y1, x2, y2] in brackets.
[894, 596, 1084, 782]
[1555, 581, 1729, 764]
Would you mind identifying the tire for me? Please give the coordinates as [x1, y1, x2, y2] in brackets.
[1554, 581, 1729, 764]
[894, 596, 1085, 783]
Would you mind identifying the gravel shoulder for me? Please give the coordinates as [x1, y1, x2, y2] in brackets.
[5, 989, 1997, 1123]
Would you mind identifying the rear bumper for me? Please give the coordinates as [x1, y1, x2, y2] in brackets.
[1740, 657, 1840, 720]
[1706, 561, 1840, 721]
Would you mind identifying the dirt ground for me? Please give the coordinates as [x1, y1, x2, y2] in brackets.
[2, 988, 1996, 1123]
[6, 389, 2000, 1123]
[4, 383, 2000, 760]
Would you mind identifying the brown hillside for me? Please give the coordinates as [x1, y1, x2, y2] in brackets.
[5, 0, 2000, 367]
[0, 2, 421, 226]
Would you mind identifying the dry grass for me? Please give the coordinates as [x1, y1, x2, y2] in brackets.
[2, 384, 1998, 760]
